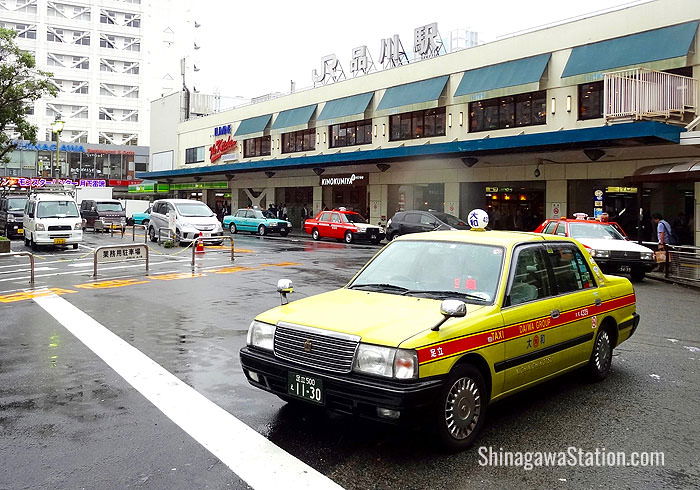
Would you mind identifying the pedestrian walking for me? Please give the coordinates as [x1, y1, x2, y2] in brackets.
[652, 213, 677, 249]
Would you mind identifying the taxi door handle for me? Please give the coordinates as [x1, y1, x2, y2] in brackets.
[594, 298, 602, 306]
[550, 309, 560, 319]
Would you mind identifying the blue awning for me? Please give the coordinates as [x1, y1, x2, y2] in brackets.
[454, 54, 551, 102]
[317, 92, 373, 125]
[562, 21, 699, 82]
[271, 104, 317, 132]
[376, 76, 449, 116]
[234, 114, 272, 137]
[138, 122, 683, 180]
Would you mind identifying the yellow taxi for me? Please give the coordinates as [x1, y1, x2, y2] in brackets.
[239, 210, 639, 450]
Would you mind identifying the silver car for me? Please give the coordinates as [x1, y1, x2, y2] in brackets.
[147, 199, 223, 244]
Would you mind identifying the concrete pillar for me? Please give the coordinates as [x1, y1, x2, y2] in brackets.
[444, 181, 460, 217]
[368, 184, 387, 226]
[546, 180, 567, 219]
[313, 186, 322, 214]
[695, 182, 700, 246]
[229, 182, 238, 211]
[263, 187, 275, 209]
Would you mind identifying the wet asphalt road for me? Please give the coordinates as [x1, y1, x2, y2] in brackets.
[0, 230, 698, 489]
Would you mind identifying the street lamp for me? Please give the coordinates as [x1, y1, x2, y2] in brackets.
[51, 116, 65, 178]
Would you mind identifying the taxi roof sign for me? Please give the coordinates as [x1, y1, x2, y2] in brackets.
[467, 209, 489, 230]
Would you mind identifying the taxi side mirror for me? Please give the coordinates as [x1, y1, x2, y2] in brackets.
[432, 299, 467, 331]
[277, 279, 294, 305]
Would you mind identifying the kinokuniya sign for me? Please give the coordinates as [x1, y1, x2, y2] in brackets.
[319, 173, 368, 187]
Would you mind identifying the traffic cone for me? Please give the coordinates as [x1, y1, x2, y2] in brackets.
[195, 232, 205, 254]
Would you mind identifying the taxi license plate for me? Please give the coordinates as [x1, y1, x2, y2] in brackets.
[619, 265, 632, 273]
[287, 371, 324, 405]
[53, 238, 66, 244]
[202, 231, 211, 238]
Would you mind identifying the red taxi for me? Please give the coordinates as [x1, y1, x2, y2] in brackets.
[304, 208, 385, 244]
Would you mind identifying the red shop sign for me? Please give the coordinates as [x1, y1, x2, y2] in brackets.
[209, 136, 238, 163]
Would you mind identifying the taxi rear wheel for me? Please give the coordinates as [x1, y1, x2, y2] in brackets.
[435, 365, 487, 451]
[588, 327, 612, 381]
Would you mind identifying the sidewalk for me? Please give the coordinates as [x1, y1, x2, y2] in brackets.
[646, 270, 700, 290]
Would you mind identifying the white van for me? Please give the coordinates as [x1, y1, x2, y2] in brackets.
[23, 192, 83, 249]
[147, 199, 223, 244]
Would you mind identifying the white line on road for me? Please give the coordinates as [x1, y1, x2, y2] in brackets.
[32, 294, 343, 490]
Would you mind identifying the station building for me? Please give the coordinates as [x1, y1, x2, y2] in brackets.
[141, 0, 700, 245]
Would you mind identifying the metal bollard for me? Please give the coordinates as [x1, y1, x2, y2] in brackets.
[0, 251, 35, 285]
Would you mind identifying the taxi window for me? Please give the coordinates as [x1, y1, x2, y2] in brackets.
[507, 245, 553, 306]
[546, 244, 595, 293]
[320, 212, 332, 221]
[330, 213, 342, 223]
[235, 210, 246, 217]
[543, 221, 558, 234]
[555, 224, 567, 236]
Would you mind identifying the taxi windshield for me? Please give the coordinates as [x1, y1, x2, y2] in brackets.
[344, 213, 367, 224]
[349, 240, 504, 303]
[569, 223, 624, 240]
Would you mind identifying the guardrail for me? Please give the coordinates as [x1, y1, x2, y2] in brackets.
[158, 228, 175, 244]
[641, 242, 700, 284]
[0, 251, 35, 284]
[191, 235, 234, 272]
[93, 243, 149, 278]
[129, 224, 147, 243]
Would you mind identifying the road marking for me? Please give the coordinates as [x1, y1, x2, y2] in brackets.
[33, 294, 342, 490]
[0, 288, 77, 303]
[75, 278, 150, 289]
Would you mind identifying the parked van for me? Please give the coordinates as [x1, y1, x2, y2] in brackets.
[0, 193, 28, 238]
[80, 199, 126, 231]
[23, 191, 83, 249]
[147, 199, 223, 244]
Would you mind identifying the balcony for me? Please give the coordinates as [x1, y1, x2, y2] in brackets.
[604, 68, 698, 124]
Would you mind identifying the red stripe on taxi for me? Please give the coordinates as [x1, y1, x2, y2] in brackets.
[417, 294, 635, 364]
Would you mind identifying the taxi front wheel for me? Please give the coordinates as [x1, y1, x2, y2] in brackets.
[434, 365, 487, 451]
[587, 328, 612, 382]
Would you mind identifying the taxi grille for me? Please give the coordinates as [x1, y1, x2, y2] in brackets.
[48, 225, 71, 231]
[610, 251, 641, 259]
[273, 323, 360, 373]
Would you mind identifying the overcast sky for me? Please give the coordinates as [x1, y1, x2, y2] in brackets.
[193, 0, 653, 99]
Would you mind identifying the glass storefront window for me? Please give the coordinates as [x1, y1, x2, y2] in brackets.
[578, 82, 603, 120]
[68, 152, 81, 179]
[469, 91, 546, 132]
[81, 154, 95, 178]
[460, 182, 545, 231]
[37, 151, 52, 177]
[95, 154, 107, 178]
[387, 183, 444, 217]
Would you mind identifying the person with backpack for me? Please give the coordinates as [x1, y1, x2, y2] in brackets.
[652, 213, 677, 249]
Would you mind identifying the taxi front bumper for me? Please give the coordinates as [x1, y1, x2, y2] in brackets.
[240, 347, 443, 423]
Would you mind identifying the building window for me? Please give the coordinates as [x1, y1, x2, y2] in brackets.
[329, 119, 372, 148]
[281, 128, 315, 154]
[185, 146, 205, 164]
[243, 136, 271, 158]
[469, 91, 546, 132]
[47, 29, 64, 42]
[100, 12, 115, 24]
[389, 108, 446, 141]
[578, 82, 603, 120]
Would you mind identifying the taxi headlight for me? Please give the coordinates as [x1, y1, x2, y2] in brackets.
[353, 344, 418, 379]
[641, 252, 654, 261]
[247, 320, 275, 351]
[590, 249, 609, 258]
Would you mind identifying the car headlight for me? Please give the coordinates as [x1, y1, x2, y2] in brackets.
[74, 223, 81, 230]
[246, 320, 275, 351]
[589, 249, 609, 258]
[35, 223, 45, 231]
[641, 252, 654, 261]
[353, 344, 418, 379]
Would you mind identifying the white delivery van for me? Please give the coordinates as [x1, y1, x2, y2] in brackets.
[23, 190, 83, 250]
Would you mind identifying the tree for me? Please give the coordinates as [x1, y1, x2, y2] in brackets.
[0, 27, 57, 162]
